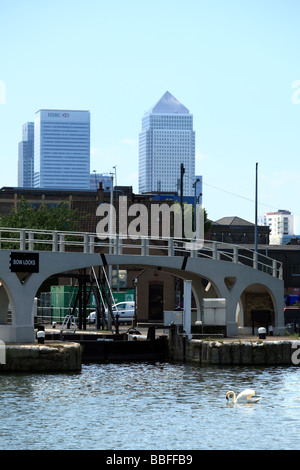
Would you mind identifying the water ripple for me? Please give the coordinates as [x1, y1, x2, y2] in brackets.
[0, 363, 299, 449]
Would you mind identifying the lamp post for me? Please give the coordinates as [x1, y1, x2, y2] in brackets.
[255, 163, 258, 252]
[180, 163, 185, 237]
[133, 277, 137, 327]
[107, 172, 114, 330]
[93, 169, 97, 189]
[193, 178, 200, 209]
[109, 172, 114, 247]
[112, 166, 120, 291]
[113, 165, 117, 188]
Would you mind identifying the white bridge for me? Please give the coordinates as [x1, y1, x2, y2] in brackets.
[0, 227, 284, 342]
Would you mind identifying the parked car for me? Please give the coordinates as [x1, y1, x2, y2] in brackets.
[87, 301, 135, 324]
[110, 301, 135, 323]
[87, 311, 96, 323]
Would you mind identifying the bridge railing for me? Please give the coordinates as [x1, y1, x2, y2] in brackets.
[0, 227, 283, 279]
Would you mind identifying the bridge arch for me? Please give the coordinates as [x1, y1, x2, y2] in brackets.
[107, 254, 284, 336]
[114, 262, 223, 324]
[0, 279, 14, 326]
[237, 283, 281, 334]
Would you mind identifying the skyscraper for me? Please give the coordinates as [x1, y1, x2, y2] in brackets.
[18, 122, 34, 187]
[139, 91, 195, 196]
[34, 109, 90, 189]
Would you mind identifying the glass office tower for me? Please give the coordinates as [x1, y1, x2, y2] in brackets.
[34, 109, 90, 189]
[18, 122, 34, 187]
[139, 91, 195, 196]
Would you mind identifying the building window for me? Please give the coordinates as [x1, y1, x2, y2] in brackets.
[291, 265, 300, 276]
[112, 269, 127, 288]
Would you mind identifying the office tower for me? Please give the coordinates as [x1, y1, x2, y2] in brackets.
[139, 91, 195, 196]
[18, 122, 34, 187]
[259, 210, 294, 244]
[34, 109, 90, 189]
[90, 173, 113, 191]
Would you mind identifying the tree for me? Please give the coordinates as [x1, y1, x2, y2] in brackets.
[173, 201, 212, 238]
[0, 197, 82, 231]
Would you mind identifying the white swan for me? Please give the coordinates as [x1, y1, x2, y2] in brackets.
[226, 388, 262, 403]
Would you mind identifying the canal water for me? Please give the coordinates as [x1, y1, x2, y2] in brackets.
[0, 362, 299, 450]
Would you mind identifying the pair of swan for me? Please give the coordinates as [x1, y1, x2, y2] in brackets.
[226, 389, 262, 404]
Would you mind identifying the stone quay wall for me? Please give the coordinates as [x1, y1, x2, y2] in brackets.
[168, 331, 299, 365]
[0, 342, 82, 372]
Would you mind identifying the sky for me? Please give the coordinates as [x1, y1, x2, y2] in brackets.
[1, 0, 300, 232]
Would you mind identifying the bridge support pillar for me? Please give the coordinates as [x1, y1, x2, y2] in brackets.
[0, 325, 35, 343]
[226, 321, 239, 336]
[0, 251, 44, 343]
[223, 295, 239, 336]
[183, 280, 192, 338]
[0, 278, 37, 343]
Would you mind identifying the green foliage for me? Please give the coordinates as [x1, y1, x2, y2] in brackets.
[203, 211, 212, 235]
[173, 201, 212, 236]
[0, 198, 85, 250]
[0, 198, 81, 231]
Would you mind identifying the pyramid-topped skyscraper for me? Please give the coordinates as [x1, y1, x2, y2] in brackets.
[139, 91, 195, 195]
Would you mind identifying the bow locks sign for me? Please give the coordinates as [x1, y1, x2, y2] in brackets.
[9, 252, 39, 273]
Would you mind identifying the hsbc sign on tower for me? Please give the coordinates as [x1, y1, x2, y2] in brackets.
[47, 112, 70, 118]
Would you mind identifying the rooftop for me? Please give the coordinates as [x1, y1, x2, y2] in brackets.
[213, 216, 255, 227]
[35, 109, 90, 113]
[145, 91, 190, 115]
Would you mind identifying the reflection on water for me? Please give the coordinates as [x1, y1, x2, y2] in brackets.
[0, 362, 299, 450]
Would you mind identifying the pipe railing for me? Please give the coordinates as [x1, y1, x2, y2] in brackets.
[0, 227, 283, 279]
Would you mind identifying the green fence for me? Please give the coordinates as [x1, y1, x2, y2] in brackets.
[38, 286, 135, 323]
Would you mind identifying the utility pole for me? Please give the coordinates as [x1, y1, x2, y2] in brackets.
[180, 163, 185, 237]
[108, 172, 114, 330]
[255, 162, 258, 252]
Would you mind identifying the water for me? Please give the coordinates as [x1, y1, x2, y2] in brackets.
[0, 362, 299, 450]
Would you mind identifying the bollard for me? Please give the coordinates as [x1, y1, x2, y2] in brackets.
[258, 327, 266, 339]
[269, 325, 273, 336]
[37, 325, 45, 344]
[37, 330, 45, 344]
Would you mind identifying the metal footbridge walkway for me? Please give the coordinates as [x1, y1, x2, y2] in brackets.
[0, 227, 284, 342]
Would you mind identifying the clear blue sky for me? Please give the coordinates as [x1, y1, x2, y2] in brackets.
[1, 0, 300, 231]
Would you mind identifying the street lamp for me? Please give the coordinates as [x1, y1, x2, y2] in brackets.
[180, 163, 185, 237]
[255, 163, 258, 252]
[107, 172, 114, 331]
[113, 165, 117, 188]
[133, 277, 137, 327]
[93, 169, 97, 189]
[193, 178, 200, 208]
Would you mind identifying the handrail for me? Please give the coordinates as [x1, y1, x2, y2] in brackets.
[0, 227, 283, 279]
